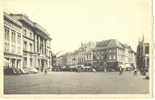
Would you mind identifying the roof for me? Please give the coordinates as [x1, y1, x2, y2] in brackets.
[107, 39, 124, 49]
[96, 39, 124, 49]
[9, 13, 52, 40]
[95, 39, 135, 52]
[4, 12, 22, 28]
[33, 23, 52, 40]
[9, 13, 34, 27]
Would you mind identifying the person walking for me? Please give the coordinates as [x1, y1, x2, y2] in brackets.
[44, 68, 48, 75]
[119, 65, 123, 75]
[134, 69, 137, 76]
[119, 68, 122, 75]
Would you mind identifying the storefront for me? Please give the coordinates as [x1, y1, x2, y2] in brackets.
[4, 53, 22, 69]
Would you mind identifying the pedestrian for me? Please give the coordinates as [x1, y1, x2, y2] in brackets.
[134, 69, 137, 76]
[44, 69, 48, 75]
[119, 68, 122, 75]
[119, 66, 123, 75]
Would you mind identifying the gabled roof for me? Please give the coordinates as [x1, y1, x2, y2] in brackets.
[107, 39, 124, 49]
[96, 39, 124, 49]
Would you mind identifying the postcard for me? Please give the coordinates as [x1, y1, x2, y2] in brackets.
[0, 0, 153, 98]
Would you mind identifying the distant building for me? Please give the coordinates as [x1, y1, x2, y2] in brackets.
[52, 54, 56, 71]
[136, 38, 149, 72]
[65, 39, 136, 72]
[66, 42, 96, 66]
[54, 54, 67, 71]
[93, 39, 136, 71]
[66, 51, 79, 66]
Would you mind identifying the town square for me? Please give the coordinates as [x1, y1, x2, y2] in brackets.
[3, 0, 151, 96]
[4, 72, 149, 94]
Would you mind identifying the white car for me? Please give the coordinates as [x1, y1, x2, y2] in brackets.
[92, 68, 96, 72]
[22, 67, 38, 74]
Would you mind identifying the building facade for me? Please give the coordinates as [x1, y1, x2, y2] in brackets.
[4, 12, 23, 69]
[93, 39, 136, 71]
[32, 23, 52, 72]
[66, 42, 96, 66]
[64, 39, 135, 72]
[10, 14, 35, 69]
[51, 53, 57, 71]
[4, 12, 52, 72]
[136, 38, 149, 72]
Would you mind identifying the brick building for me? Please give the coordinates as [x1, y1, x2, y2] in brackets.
[93, 39, 136, 71]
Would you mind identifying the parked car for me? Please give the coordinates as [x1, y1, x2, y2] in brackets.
[22, 67, 38, 74]
[92, 68, 96, 72]
[4, 68, 23, 75]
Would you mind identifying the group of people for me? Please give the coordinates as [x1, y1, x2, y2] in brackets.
[119, 67, 137, 75]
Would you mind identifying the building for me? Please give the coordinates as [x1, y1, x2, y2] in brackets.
[66, 42, 96, 66]
[4, 12, 52, 72]
[67, 51, 79, 66]
[3, 12, 23, 69]
[51, 53, 57, 71]
[54, 53, 69, 71]
[54, 56, 63, 71]
[46, 40, 52, 70]
[65, 39, 136, 72]
[33, 23, 52, 71]
[93, 39, 136, 71]
[136, 38, 149, 72]
[10, 14, 35, 70]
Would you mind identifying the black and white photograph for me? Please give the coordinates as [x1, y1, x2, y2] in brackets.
[1, 0, 153, 98]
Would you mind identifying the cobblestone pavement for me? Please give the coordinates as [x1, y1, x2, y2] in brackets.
[4, 72, 149, 94]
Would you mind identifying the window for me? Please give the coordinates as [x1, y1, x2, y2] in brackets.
[24, 29, 27, 36]
[4, 42, 9, 52]
[23, 57, 27, 68]
[146, 58, 149, 67]
[4, 27, 9, 41]
[40, 40, 43, 54]
[30, 32, 33, 38]
[24, 41, 27, 51]
[37, 36, 39, 52]
[145, 46, 149, 54]
[11, 30, 16, 43]
[17, 33, 21, 44]
[30, 43, 32, 52]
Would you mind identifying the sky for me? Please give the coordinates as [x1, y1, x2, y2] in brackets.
[3, 0, 152, 54]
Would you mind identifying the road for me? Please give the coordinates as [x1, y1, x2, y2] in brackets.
[4, 72, 149, 94]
